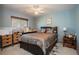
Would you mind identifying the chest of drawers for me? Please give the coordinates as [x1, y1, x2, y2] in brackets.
[0, 31, 21, 50]
[63, 35, 76, 49]
[0, 34, 12, 48]
[12, 32, 21, 44]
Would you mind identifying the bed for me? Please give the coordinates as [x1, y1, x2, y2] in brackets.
[20, 27, 58, 55]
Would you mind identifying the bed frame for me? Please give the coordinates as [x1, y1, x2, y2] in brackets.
[20, 26, 58, 55]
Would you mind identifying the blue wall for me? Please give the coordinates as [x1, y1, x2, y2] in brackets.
[75, 5, 79, 49]
[0, 5, 35, 28]
[0, 4, 79, 44]
[36, 5, 79, 45]
[36, 9, 76, 42]
[0, 5, 3, 27]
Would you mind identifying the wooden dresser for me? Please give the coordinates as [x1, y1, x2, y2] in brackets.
[12, 32, 21, 44]
[63, 34, 77, 49]
[0, 34, 12, 48]
[0, 31, 21, 50]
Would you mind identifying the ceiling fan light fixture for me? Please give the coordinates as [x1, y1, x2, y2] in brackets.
[40, 10, 44, 13]
[34, 11, 39, 15]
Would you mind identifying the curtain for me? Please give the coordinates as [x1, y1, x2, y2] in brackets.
[12, 17, 28, 28]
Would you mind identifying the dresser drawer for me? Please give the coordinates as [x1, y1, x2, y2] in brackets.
[64, 38, 74, 41]
[13, 39, 19, 43]
[2, 35, 12, 39]
[1, 35, 12, 47]
[2, 36, 12, 40]
[13, 36, 19, 38]
[64, 43, 76, 49]
[6, 35, 12, 39]
[64, 43, 72, 46]
[64, 40, 74, 44]
[2, 38, 12, 43]
[13, 37, 19, 40]
[2, 35, 7, 39]
[2, 41, 12, 47]
[13, 32, 21, 44]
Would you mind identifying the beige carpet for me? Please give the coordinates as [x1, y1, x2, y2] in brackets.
[0, 43, 77, 55]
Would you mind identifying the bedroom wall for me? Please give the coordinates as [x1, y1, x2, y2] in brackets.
[0, 4, 78, 43]
[75, 5, 79, 51]
[0, 5, 3, 27]
[0, 5, 35, 28]
[35, 9, 76, 42]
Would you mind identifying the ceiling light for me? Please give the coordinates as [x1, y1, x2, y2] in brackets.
[34, 11, 39, 15]
[32, 5, 44, 15]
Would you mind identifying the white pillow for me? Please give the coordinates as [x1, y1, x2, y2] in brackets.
[46, 29, 53, 33]
[41, 29, 45, 33]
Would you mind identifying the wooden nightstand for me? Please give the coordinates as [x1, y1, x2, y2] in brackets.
[63, 34, 77, 49]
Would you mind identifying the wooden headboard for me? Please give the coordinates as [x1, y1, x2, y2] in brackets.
[41, 26, 58, 41]
[41, 26, 58, 33]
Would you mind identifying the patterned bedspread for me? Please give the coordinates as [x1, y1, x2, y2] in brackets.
[21, 32, 56, 54]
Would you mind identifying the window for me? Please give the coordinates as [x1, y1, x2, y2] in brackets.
[11, 16, 28, 28]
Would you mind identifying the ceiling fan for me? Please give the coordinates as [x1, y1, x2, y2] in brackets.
[32, 5, 45, 15]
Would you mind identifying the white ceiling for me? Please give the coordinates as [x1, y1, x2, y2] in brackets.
[4, 4, 76, 17]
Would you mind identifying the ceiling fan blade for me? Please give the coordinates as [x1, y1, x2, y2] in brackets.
[39, 10, 44, 13]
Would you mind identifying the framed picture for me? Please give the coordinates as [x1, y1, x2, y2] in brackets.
[46, 17, 52, 26]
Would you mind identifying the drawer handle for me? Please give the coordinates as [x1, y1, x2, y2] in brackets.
[7, 39, 9, 40]
[16, 37, 18, 38]
[6, 42, 9, 43]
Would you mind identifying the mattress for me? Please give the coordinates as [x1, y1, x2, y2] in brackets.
[21, 32, 56, 54]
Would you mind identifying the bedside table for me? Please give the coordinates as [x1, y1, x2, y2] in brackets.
[63, 34, 77, 49]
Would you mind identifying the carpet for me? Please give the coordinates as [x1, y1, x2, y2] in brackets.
[0, 43, 77, 55]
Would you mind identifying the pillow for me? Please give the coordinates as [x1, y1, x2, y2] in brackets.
[46, 29, 53, 33]
[41, 29, 45, 33]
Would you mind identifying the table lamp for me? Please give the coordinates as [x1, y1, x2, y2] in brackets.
[63, 27, 67, 35]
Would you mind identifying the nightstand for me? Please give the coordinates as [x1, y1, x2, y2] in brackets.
[63, 34, 77, 49]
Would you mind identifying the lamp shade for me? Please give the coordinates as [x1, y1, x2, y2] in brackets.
[63, 27, 67, 31]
